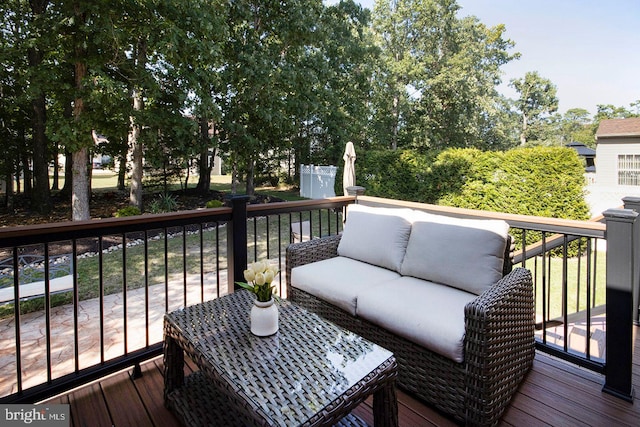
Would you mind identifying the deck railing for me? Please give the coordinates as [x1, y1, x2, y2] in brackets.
[356, 195, 636, 402]
[0, 194, 636, 404]
[0, 197, 350, 404]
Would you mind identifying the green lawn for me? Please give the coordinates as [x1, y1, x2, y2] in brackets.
[66, 170, 306, 201]
[517, 248, 607, 321]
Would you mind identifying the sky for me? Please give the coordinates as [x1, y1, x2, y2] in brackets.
[341, 0, 640, 115]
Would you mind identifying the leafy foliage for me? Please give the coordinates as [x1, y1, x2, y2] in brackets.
[358, 146, 590, 222]
[358, 149, 433, 202]
[2, 0, 638, 220]
[371, 0, 519, 150]
[509, 71, 559, 145]
[114, 206, 141, 217]
[438, 146, 589, 220]
[148, 193, 178, 214]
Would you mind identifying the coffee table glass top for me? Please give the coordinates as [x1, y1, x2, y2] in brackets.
[164, 290, 394, 426]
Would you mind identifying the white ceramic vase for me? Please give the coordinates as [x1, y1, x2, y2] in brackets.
[250, 298, 279, 336]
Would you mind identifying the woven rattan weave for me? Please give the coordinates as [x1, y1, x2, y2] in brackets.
[286, 234, 535, 427]
[163, 290, 398, 427]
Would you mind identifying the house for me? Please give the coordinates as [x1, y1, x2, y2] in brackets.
[595, 118, 640, 187]
[586, 118, 640, 217]
[566, 141, 596, 173]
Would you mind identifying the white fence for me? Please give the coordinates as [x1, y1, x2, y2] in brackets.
[300, 164, 337, 199]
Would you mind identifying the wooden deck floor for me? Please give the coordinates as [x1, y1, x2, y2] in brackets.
[45, 329, 640, 427]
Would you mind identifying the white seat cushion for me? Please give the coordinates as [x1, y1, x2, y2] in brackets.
[290, 256, 401, 316]
[337, 204, 412, 272]
[356, 276, 476, 363]
[400, 216, 509, 295]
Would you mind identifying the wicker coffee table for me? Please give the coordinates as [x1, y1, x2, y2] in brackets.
[163, 290, 398, 427]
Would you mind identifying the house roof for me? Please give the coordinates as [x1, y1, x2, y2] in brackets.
[596, 118, 640, 138]
[566, 142, 596, 157]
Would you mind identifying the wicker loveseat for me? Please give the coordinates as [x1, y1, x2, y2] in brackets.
[286, 204, 534, 426]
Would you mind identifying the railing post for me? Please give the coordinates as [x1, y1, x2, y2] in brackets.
[602, 208, 637, 402]
[346, 186, 365, 199]
[622, 196, 640, 325]
[227, 195, 250, 292]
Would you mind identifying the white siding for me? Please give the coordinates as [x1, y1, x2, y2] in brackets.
[595, 137, 640, 187]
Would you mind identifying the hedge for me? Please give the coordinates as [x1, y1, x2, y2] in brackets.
[357, 146, 590, 221]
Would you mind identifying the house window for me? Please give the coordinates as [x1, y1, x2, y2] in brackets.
[618, 154, 640, 185]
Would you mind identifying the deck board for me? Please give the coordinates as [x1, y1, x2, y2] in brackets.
[132, 360, 180, 427]
[45, 333, 640, 427]
[67, 382, 113, 427]
[100, 370, 153, 427]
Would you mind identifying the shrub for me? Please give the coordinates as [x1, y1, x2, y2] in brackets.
[115, 206, 141, 217]
[206, 199, 224, 209]
[434, 146, 590, 254]
[148, 193, 178, 214]
[360, 146, 590, 220]
[357, 149, 434, 202]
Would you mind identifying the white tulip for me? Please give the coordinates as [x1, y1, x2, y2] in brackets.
[243, 269, 255, 282]
[264, 269, 274, 284]
[252, 261, 266, 273]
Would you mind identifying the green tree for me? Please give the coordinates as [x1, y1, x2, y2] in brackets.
[153, 0, 227, 194]
[0, 0, 30, 209]
[371, 0, 518, 150]
[0, 0, 56, 213]
[220, 0, 324, 196]
[595, 103, 635, 120]
[510, 71, 559, 145]
[298, 0, 377, 169]
[371, 0, 422, 150]
[27, 0, 53, 214]
[560, 108, 595, 147]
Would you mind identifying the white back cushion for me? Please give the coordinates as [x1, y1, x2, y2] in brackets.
[337, 204, 412, 272]
[400, 215, 509, 295]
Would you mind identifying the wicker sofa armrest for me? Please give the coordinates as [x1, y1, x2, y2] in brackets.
[463, 267, 535, 426]
[285, 234, 342, 298]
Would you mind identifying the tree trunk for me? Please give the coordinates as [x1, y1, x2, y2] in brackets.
[52, 141, 59, 190]
[391, 92, 399, 150]
[60, 149, 73, 198]
[231, 159, 238, 195]
[14, 169, 20, 195]
[183, 159, 190, 191]
[129, 37, 147, 211]
[196, 148, 212, 193]
[4, 171, 14, 213]
[71, 2, 90, 220]
[60, 90, 74, 198]
[27, 0, 51, 213]
[20, 142, 32, 196]
[246, 158, 255, 196]
[196, 117, 212, 193]
[72, 147, 90, 220]
[28, 58, 51, 212]
[520, 113, 528, 145]
[30, 90, 51, 213]
[117, 155, 126, 191]
[129, 89, 144, 211]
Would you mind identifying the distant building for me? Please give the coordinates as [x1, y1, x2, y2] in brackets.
[566, 142, 596, 173]
[586, 118, 640, 217]
[595, 118, 640, 187]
